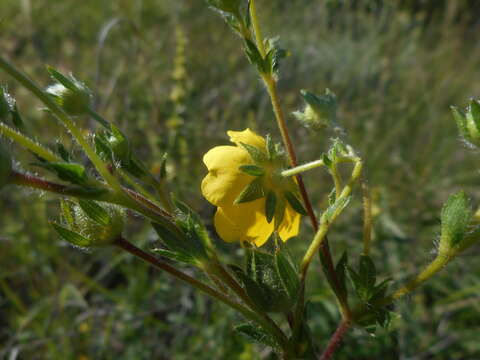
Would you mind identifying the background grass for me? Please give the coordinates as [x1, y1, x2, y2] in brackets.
[1, 0, 480, 359]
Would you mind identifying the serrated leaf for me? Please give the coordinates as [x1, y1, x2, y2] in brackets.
[359, 255, 376, 290]
[36, 162, 88, 185]
[234, 177, 265, 204]
[244, 39, 267, 74]
[231, 265, 270, 311]
[153, 248, 196, 264]
[284, 191, 308, 216]
[240, 142, 267, 163]
[235, 323, 278, 348]
[265, 191, 276, 223]
[78, 200, 111, 226]
[51, 222, 91, 247]
[275, 251, 299, 300]
[335, 251, 349, 301]
[239, 164, 264, 176]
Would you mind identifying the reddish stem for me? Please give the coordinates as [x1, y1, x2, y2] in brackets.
[319, 320, 351, 360]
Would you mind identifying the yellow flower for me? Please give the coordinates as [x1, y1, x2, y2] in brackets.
[201, 128, 302, 246]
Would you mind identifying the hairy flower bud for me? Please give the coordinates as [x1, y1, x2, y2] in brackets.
[46, 82, 92, 116]
[452, 99, 480, 147]
[74, 203, 125, 246]
[293, 89, 337, 131]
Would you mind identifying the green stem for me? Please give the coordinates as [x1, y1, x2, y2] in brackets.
[380, 254, 450, 306]
[0, 122, 61, 162]
[115, 238, 289, 350]
[281, 159, 324, 177]
[0, 55, 121, 192]
[331, 163, 342, 200]
[249, 0, 267, 58]
[361, 179, 373, 256]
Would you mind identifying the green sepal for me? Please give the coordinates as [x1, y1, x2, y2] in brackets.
[265, 191, 277, 223]
[322, 153, 333, 168]
[468, 99, 480, 130]
[273, 196, 286, 230]
[451, 105, 467, 137]
[78, 200, 111, 226]
[51, 222, 91, 247]
[47, 66, 78, 91]
[265, 134, 276, 160]
[240, 142, 267, 163]
[239, 164, 264, 176]
[284, 191, 308, 216]
[235, 323, 279, 349]
[234, 177, 265, 204]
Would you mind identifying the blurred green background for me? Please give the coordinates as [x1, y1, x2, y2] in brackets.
[1, 0, 480, 359]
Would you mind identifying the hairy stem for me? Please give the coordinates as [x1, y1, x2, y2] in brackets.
[319, 320, 352, 360]
[361, 179, 373, 256]
[0, 55, 122, 192]
[115, 238, 289, 349]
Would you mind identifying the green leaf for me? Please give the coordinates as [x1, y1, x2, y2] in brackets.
[284, 191, 308, 215]
[234, 177, 265, 204]
[244, 39, 268, 74]
[235, 323, 278, 349]
[230, 265, 270, 311]
[359, 255, 376, 290]
[51, 222, 91, 247]
[159, 153, 168, 179]
[265, 191, 276, 223]
[239, 164, 264, 176]
[322, 153, 333, 168]
[152, 248, 196, 264]
[78, 200, 111, 226]
[335, 251, 349, 301]
[240, 142, 267, 163]
[63, 185, 108, 197]
[60, 199, 75, 228]
[322, 195, 351, 223]
[440, 191, 472, 249]
[10, 104, 25, 129]
[36, 162, 88, 185]
[319, 249, 348, 303]
[275, 251, 299, 300]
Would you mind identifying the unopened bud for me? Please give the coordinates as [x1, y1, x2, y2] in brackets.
[293, 89, 337, 131]
[452, 99, 480, 147]
[46, 82, 92, 116]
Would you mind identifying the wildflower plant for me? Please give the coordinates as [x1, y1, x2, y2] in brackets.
[0, 1, 479, 359]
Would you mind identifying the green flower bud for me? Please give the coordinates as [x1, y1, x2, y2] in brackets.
[46, 82, 92, 116]
[452, 99, 480, 147]
[74, 202, 125, 246]
[293, 89, 337, 131]
[0, 141, 13, 189]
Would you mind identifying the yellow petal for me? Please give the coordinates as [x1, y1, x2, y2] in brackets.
[201, 145, 253, 207]
[214, 199, 274, 246]
[277, 204, 301, 242]
[227, 128, 266, 149]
